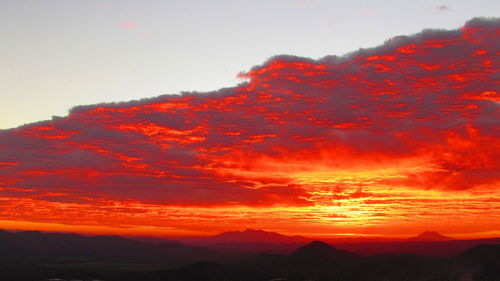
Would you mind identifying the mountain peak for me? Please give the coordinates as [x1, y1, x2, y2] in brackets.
[243, 229, 265, 233]
[187, 229, 308, 244]
[305, 240, 332, 249]
[291, 240, 358, 260]
[408, 231, 453, 241]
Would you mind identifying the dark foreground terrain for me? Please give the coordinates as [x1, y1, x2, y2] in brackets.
[1, 230, 500, 281]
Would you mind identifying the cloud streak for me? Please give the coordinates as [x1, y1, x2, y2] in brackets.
[433, 5, 452, 14]
[0, 17, 499, 237]
[120, 22, 136, 29]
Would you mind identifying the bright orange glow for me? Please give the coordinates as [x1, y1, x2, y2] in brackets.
[0, 19, 499, 239]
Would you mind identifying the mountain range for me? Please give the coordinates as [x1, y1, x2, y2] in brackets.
[173, 229, 500, 258]
[154, 240, 500, 281]
[1, 229, 500, 280]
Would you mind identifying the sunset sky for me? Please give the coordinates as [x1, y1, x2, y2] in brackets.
[0, 1, 499, 239]
[2, 0, 500, 129]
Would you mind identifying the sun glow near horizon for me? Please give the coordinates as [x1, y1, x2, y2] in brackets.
[0, 18, 499, 239]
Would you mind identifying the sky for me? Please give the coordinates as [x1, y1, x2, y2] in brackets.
[1, 0, 500, 130]
[0, 1, 499, 239]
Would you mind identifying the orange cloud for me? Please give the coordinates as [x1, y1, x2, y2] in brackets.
[120, 22, 136, 29]
[0, 18, 499, 238]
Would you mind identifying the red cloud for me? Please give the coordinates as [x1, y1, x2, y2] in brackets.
[0, 18, 499, 236]
[120, 22, 136, 29]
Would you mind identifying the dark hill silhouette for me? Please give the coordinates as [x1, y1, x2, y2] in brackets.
[222, 240, 363, 281]
[0, 229, 15, 241]
[453, 244, 500, 280]
[408, 230, 453, 241]
[458, 243, 500, 261]
[290, 240, 358, 261]
[200, 241, 307, 255]
[161, 241, 498, 281]
[332, 237, 500, 257]
[165, 242, 500, 281]
[174, 228, 500, 258]
[1, 230, 500, 281]
[0, 229, 220, 268]
[127, 235, 177, 244]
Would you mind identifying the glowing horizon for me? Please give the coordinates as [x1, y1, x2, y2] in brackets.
[1, 18, 499, 239]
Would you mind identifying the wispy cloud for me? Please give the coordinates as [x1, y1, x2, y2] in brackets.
[432, 5, 451, 14]
[119, 22, 136, 29]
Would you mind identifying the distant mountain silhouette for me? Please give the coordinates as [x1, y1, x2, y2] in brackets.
[176, 229, 309, 255]
[333, 236, 500, 258]
[163, 242, 500, 281]
[163, 240, 500, 281]
[1, 229, 500, 281]
[127, 235, 178, 244]
[182, 229, 308, 245]
[408, 230, 453, 241]
[0, 229, 220, 268]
